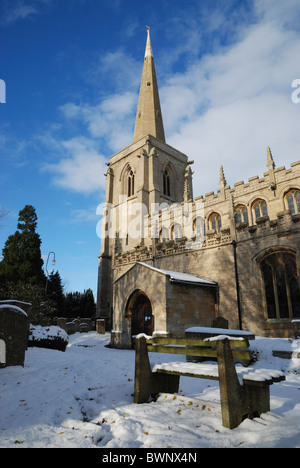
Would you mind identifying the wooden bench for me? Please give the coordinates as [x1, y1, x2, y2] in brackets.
[133, 335, 285, 429]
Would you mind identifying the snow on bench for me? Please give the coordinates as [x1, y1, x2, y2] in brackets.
[134, 334, 285, 429]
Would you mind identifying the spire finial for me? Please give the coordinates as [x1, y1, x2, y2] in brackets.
[145, 25, 153, 58]
[266, 146, 276, 189]
[267, 146, 275, 169]
[220, 165, 227, 186]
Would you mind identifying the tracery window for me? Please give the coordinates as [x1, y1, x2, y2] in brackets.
[253, 199, 268, 220]
[285, 189, 300, 215]
[235, 205, 248, 224]
[260, 251, 300, 320]
[209, 212, 222, 233]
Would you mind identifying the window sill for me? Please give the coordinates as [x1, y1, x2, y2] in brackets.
[256, 215, 269, 224]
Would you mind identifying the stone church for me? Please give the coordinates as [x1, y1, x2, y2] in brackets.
[96, 30, 300, 348]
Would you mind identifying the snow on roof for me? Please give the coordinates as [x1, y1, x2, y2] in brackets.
[137, 262, 217, 286]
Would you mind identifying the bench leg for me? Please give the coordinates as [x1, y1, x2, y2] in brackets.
[134, 335, 155, 403]
[243, 382, 270, 418]
[217, 339, 246, 429]
[217, 339, 272, 428]
[134, 336, 180, 403]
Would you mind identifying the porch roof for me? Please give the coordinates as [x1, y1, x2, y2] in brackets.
[114, 261, 217, 287]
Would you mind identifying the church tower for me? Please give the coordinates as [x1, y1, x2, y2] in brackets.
[96, 29, 193, 326]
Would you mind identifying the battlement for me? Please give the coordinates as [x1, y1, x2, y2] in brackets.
[200, 159, 300, 209]
[236, 210, 300, 242]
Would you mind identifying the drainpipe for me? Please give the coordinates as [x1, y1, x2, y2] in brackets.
[232, 240, 242, 330]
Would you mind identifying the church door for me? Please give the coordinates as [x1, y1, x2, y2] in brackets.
[130, 292, 154, 337]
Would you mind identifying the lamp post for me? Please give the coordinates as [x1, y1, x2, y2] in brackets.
[45, 251, 56, 297]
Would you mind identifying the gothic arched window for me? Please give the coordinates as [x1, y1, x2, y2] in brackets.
[260, 250, 300, 320]
[209, 212, 222, 233]
[235, 205, 248, 224]
[127, 169, 135, 197]
[160, 227, 169, 243]
[163, 169, 170, 197]
[285, 189, 300, 215]
[171, 223, 182, 241]
[194, 217, 205, 238]
[253, 199, 268, 220]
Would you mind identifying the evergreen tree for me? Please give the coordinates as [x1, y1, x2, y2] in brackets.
[0, 205, 45, 285]
[81, 288, 96, 318]
[47, 271, 65, 316]
[64, 289, 96, 319]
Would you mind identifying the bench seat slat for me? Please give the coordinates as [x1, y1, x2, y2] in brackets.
[146, 337, 249, 348]
[155, 368, 220, 381]
[147, 344, 217, 358]
[152, 362, 219, 380]
[152, 362, 285, 385]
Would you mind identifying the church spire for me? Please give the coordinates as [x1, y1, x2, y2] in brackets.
[132, 28, 165, 143]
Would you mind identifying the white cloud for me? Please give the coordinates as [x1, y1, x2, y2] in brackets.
[1, 0, 52, 25]
[160, 0, 300, 194]
[42, 48, 140, 196]
[60, 90, 137, 153]
[43, 137, 107, 195]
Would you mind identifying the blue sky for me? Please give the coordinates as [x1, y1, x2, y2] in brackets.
[1, 0, 300, 298]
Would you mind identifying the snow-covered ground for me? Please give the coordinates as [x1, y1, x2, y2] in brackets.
[0, 331, 300, 449]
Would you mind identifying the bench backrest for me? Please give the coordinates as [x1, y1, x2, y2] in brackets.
[144, 336, 251, 362]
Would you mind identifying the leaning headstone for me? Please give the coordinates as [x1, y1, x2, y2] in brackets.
[0, 304, 29, 367]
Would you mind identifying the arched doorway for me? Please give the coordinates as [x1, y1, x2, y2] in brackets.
[126, 290, 154, 337]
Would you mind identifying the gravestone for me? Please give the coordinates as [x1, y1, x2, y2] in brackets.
[211, 316, 229, 329]
[80, 318, 92, 331]
[96, 319, 105, 334]
[0, 304, 29, 367]
[66, 322, 77, 335]
[79, 322, 88, 333]
[56, 317, 67, 331]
